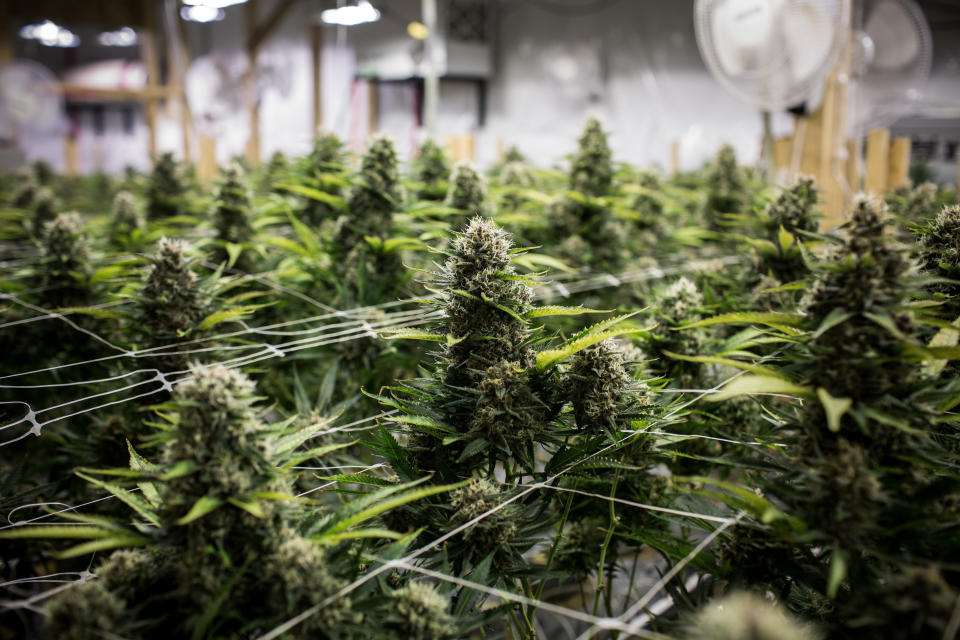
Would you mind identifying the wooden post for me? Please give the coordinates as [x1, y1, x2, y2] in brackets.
[864, 128, 891, 195]
[139, 1, 161, 163]
[198, 136, 217, 182]
[669, 140, 680, 178]
[64, 135, 78, 176]
[773, 137, 792, 175]
[888, 136, 911, 190]
[846, 138, 862, 194]
[173, 11, 196, 165]
[311, 23, 323, 133]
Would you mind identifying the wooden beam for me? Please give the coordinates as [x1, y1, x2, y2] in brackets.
[888, 136, 911, 190]
[61, 84, 179, 101]
[311, 22, 324, 133]
[64, 134, 78, 176]
[247, 0, 297, 54]
[173, 9, 196, 165]
[669, 139, 679, 178]
[198, 135, 217, 183]
[864, 128, 891, 195]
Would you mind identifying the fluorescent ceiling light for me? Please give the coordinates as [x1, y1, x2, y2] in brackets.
[182, 0, 247, 8]
[19, 20, 80, 48]
[181, 5, 226, 22]
[98, 27, 138, 47]
[321, 1, 380, 27]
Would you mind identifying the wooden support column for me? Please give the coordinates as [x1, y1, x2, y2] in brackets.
[847, 138, 862, 194]
[669, 140, 680, 178]
[64, 135, 78, 176]
[311, 23, 324, 133]
[888, 136, 911, 190]
[174, 11, 196, 164]
[198, 136, 217, 182]
[864, 128, 891, 195]
[140, 1, 161, 163]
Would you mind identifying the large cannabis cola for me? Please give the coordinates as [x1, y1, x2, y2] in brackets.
[211, 162, 255, 269]
[412, 138, 450, 200]
[35, 212, 91, 308]
[147, 152, 185, 220]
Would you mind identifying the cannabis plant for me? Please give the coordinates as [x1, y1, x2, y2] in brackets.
[147, 152, 185, 220]
[444, 160, 489, 226]
[704, 144, 746, 229]
[412, 138, 450, 200]
[110, 190, 145, 247]
[33, 212, 92, 309]
[747, 177, 820, 288]
[570, 116, 613, 198]
[211, 162, 255, 270]
[697, 196, 960, 638]
[917, 204, 960, 317]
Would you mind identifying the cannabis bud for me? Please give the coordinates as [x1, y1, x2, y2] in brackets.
[685, 591, 822, 640]
[212, 162, 254, 269]
[566, 339, 638, 433]
[37, 212, 91, 308]
[30, 186, 59, 238]
[766, 177, 819, 235]
[705, 144, 746, 226]
[111, 190, 144, 237]
[339, 133, 403, 248]
[445, 160, 487, 214]
[148, 152, 185, 220]
[11, 166, 39, 208]
[140, 238, 206, 345]
[918, 204, 960, 303]
[413, 138, 450, 199]
[442, 218, 534, 383]
[470, 360, 548, 446]
[450, 477, 518, 556]
[570, 116, 613, 198]
[391, 581, 455, 640]
[309, 129, 346, 171]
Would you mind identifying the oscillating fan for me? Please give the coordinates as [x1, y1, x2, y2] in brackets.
[694, 0, 851, 112]
[850, 0, 932, 132]
[0, 60, 65, 137]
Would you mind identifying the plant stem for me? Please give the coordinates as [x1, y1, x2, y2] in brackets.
[592, 470, 620, 618]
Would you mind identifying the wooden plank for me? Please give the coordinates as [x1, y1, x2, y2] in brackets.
[64, 134, 78, 176]
[311, 23, 323, 132]
[173, 8, 195, 165]
[864, 128, 891, 195]
[888, 136, 911, 189]
[669, 139, 679, 178]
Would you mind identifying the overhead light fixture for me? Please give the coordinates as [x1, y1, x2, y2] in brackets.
[98, 27, 138, 47]
[407, 21, 429, 40]
[19, 20, 80, 48]
[182, 0, 247, 8]
[181, 5, 226, 22]
[320, 1, 380, 27]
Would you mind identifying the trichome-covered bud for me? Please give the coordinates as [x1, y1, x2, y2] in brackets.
[570, 116, 613, 198]
[918, 204, 960, 302]
[111, 190, 144, 237]
[37, 212, 90, 307]
[766, 177, 819, 235]
[566, 339, 638, 433]
[390, 581, 455, 640]
[413, 138, 450, 199]
[684, 591, 822, 640]
[44, 579, 125, 640]
[309, 129, 346, 171]
[705, 144, 746, 225]
[470, 360, 548, 446]
[445, 160, 486, 213]
[140, 238, 206, 345]
[449, 477, 518, 556]
[30, 186, 58, 238]
[148, 152, 185, 220]
[443, 218, 534, 380]
[11, 166, 39, 208]
[212, 162, 254, 269]
[889, 181, 940, 224]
